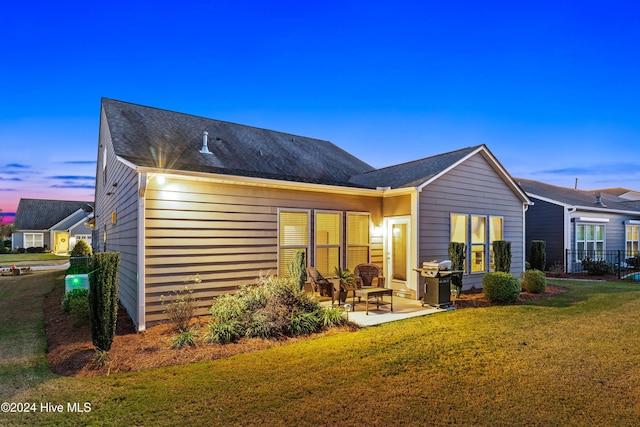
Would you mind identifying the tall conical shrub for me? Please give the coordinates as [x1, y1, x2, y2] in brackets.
[493, 240, 511, 273]
[448, 242, 465, 296]
[89, 252, 120, 352]
[530, 240, 546, 271]
[287, 249, 306, 292]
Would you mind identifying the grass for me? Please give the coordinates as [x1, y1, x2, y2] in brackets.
[0, 253, 69, 267]
[2, 275, 640, 426]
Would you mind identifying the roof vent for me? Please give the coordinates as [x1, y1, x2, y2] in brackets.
[594, 192, 607, 207]
[200, 131, 212, 154]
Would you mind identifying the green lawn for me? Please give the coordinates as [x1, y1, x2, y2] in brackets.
[2, 274, 640, 426]
[0, 253, 69, 267]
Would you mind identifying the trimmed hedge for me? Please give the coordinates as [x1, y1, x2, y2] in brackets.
[89, 252, 120, 352]
[482, 272, 521, 303]
[448, 242, 465, 295]
[520, 269, 547, 293]
[530, 240, 546, 271]
[70, 239, 92, 257]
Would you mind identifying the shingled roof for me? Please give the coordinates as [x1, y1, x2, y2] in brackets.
[102, 99, 375, 187]
[14, 199, 92, 230]
[516, 178, 640, 213]
[349, 145, 482, 189]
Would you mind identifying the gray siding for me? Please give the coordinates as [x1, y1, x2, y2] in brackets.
[525, 198, 565, 269]
[418, 153, 525, 290]
[95, 108, 140, 328]
[144, 178, 382, 324]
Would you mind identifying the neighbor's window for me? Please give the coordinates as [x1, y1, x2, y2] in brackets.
[489, 216, 504, 271]
[278, 210, 310, 277]
[626, 224, 639, 258]
[24, 233, 44, 248]
[315, 211, 342, 277]
[576, 223, 605, 260]
[346, 212, 370, 271]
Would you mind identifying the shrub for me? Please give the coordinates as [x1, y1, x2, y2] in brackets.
[322, 306, 346, 327]
[448, 242, 465, 296]
[0, 245, 8, 254]
[70, 239, 92, 257]
[493, 240, 511, 273]
[89, 252, 120, 352]
[287, 249, 307, 292]
[626, 254, 640, 269]
[62, 288, 90, 326]
[520, 269, 547, 293]
[206, 274, 328, 343]
[530, 240, 546, 271]
[26, 246, 45, 253]
[170, 329, 199, 349]
[581, 258, 615, 276]
[161, 285, 197, 332]
[482, 272, 521, 303]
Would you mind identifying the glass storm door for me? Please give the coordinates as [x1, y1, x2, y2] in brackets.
[387, 218, 409, 284]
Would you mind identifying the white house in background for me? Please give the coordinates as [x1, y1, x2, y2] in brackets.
[12, 198, 93, 253]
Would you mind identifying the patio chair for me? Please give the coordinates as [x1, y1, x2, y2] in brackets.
[331, 276, 358, 307]
[306, 267, 339, 297]
[353, 263, 385, 288]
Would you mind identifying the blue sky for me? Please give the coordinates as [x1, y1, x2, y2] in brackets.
[2, 0, 639, 220]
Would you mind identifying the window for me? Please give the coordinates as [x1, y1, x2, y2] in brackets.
[451, 214, 503, 274]
[315, 211, 342, 277]
[489, 216, 504, 271]
[24, 233, 44, 248]
[626, 223, 639, 258]
[576, 223, 605, 260]
[471, 215, 486, 272]
[278, 210, 310, 277]
[346, 213, 370, 271]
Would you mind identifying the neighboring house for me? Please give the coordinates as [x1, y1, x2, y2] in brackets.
[12, 198, 94, 253]
[517, 178, 640, 271]
[95, 98, 531, 331]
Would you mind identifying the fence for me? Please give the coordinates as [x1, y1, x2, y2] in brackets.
[560, 250, 640, 282]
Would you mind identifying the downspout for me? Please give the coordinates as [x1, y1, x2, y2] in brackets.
[412, 188, 421, 300]
[137, 172, 147, 331]
[523, 203, 528, 273]
[565, 207, 577, 273]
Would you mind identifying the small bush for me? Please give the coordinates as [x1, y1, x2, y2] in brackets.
[482, 272, 521, 303]
[70, 240, 92, 257]
[520, 269, 547, 293]
[207, 274, 328, 343]
[0, 245, 8, 254]
[626, 254, 640, 269]
[62, 288, 89, 312]
[322, 306, 346, 327]
[26, 246, 45, 253]
[170, 329, 199, 349]
[581, 258, 615, 276]
[161, 285, 197, 332]
[493, 240, 511, 273]
[62, 289, 90, 327]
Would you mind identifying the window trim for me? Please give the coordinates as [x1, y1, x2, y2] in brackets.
[575, 221, 606, 261]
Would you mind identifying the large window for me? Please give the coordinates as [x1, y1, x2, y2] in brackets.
[576, 223, 605, 260]
[278, 210, 310, 277]
[626, 223, 639, 258]
[315, 211, 342, 277]
[346, 212, 370, 271]
[451, 214, 503, 274]
[24, 233, 44, 248]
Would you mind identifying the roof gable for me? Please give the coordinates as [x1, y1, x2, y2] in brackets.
[102, 99, 375, 187]
[14, 199, 92, 230]
[516, 178, 640, 214]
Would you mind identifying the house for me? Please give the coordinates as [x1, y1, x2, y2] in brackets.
[95, 98, 531, 331]
[12, 198, 94, 253]
[517, 178, 640, 272]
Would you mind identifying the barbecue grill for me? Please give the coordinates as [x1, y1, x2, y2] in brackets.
[414, 260, 462, 308]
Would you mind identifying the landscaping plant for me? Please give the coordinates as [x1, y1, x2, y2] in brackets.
[581, 257, 615, 276]
[89, 252, 120, 354]
[161, 284, 197, 332]
[448, 242, 465, 296]
[61, 288, 90, 326]
[520, 269, 547, 293]
[70, 239, 92, 257]
[530, 240, 546, 271]
[493, 240, 511, 273]
[287, 249, 307, 292]
[482, 271, 521, 303]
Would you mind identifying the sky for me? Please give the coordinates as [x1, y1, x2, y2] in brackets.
[2, 0, 640, 224]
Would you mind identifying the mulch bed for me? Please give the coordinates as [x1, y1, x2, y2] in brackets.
[44, 282, 567, 378]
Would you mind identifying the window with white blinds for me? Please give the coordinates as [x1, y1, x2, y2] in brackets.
[278, 210, 309, 277]
[315, 211, 341, 276]
[346, 212, 370, 271]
